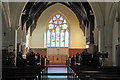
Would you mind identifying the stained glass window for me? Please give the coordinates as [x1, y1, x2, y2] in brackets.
[62, 24, 68, 29]
[47, 13, 69, 47]
[56, 14, 60, 18]
[59, 21, 62, 24]
[61, 30, 64, 47]
[54, 21, 58, 24]
[49, 19, 53, 23]
[60, 17, 63, 20]
[47, 30, 51, 47]
[53, 17, 57, 20]
[65, 30, 69, 47]
[51, 30, 55, 47]
[48, 24, 54, 29]
[56, 27, 60, 47]
[63, 20, 67, 23]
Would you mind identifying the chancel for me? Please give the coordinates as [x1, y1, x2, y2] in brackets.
[1, 1, 120, 80]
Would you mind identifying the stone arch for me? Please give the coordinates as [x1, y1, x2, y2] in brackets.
[30, 3, 86, 48]
[89, 2, 104, 29]
[104, 3, 117, 66]
[105, 3, 116, 46]
[46, 11, 70, 47]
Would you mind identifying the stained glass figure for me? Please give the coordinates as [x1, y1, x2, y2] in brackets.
[51, 30, 55, 47]
[56, 27, 60, 47]
[65, 30, 69, 47]
[47, 30, 51, 47]
[61, 30, 64, 47]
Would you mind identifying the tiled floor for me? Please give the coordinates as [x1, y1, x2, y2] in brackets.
[48, 67, 67, 73]
[47, 67, 67, 78]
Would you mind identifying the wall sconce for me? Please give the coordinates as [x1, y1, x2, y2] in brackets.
[86, 44, 89, 48]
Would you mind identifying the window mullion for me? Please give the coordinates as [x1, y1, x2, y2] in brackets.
[64, 30, 65, 47]
[55, 28, 56, 47]
[47, 14, 69, 47]
[50, 30, 51, 47]
[59, 26, 60, 47]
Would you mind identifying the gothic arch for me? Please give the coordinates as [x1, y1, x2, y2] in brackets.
[89, 2, 104, 29]
[30, 3, 86, 48]
[46, 11, 70, 47]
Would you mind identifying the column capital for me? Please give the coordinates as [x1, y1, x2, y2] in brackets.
[96, 25, 104, 31]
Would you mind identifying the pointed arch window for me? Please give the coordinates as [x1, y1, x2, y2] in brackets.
[47, 13, 69, 47]
[47, 30, 51, 47]
[51, 30, 55, 47]
[61, 30, 64, 47]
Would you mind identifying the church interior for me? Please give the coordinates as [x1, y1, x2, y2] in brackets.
[1, 1, 120, 80]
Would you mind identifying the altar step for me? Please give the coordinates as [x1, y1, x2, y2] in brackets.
[43, 73, 72, 76]
[48, 65, 67, 67]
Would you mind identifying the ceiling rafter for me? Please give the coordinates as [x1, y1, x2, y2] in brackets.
[21, 2, 94, 35]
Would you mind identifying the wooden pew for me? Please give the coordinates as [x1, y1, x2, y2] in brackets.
[2, 66, 46, 80]
[69, 66, 120, 80]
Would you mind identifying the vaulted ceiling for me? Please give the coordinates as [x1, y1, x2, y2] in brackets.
[21, 2, 94, 33]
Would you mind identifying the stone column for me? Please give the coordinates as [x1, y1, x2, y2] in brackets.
[104, 44, 112, 66]
[97, 25, 105, 52]
[97, 25, 113, 66]
[118, 2, 120, 41]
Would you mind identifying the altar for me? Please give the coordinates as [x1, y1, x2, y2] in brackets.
[47, 47, 69, 65]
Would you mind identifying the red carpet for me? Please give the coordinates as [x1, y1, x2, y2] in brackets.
[48, 65, 67, 67]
